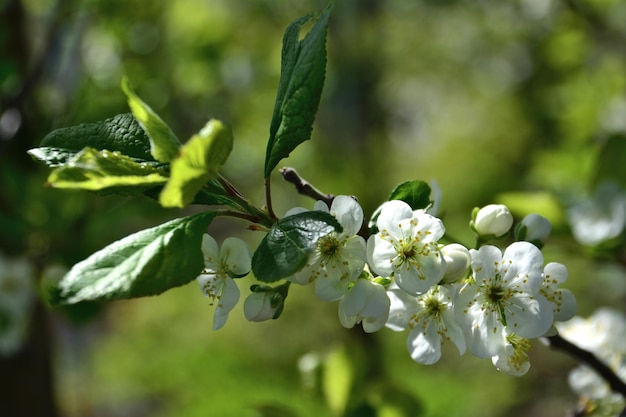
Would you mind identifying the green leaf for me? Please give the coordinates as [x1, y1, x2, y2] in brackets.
[369, 180, 433, 234]
[122, 77, 181, 162]
[159, 119, 233, 208]
[46, 147, 168, 194]
[388, 180, 432, 210]
[49, 211, 216, 306]
[28, 113, 155, 166]
[593, 134, 626, 189]
[264, 2, 332, 177]
[252, 210, 342, 283]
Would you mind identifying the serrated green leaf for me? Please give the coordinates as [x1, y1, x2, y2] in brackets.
[252, 211, 342, 283]
[122, 77, 181, 162]
[49, 211, 216, 306]
[264, 2, 332, 177]
[46, 147, 168, 194]
[29, 113, 155, 166]
[388, 180, 432, 210]
[159, 119, 233, 208]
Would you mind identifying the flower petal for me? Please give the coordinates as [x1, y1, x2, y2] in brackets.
[407, 323, 442, 365]
[221, 237, 252, 276]
[331, 195, 363, 237]
[376, 200, 413, 236]
[201, 234, 220, 270]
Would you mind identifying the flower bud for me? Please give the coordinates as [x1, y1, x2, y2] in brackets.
[243, 290, 282, 322]
[516, 213, 551, 248]
[441, 243, 471, 282]
[472, 204, 514, 238]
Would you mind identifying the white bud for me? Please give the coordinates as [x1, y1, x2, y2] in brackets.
[473, 204, 514, 238]
[441, 243, 471, 282]
[243, 292, 279, 322]
[518, 213, 551, 246]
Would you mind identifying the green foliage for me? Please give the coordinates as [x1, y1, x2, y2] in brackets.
[369, 180, 433, 234]
[44, 147, 168, 194]
[29, 113, 155, 165]
[252, 211, 342, 283]
[593, 135, 626, 189]
[388, 180, 433, 211]
[49, 211, 216, 306]
[264, 2, 332, 177]
[122, 77, 182, 162]
[159, 119, 233, 208]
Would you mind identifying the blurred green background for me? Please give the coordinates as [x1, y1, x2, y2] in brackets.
[2, 0, 626, 416]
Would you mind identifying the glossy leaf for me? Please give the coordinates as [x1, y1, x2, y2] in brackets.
[252, 210, 342, 283]
[159, 119, 233, 208]
[28, 113, 154, 166]
[388, 180, 432, 210]
[46, 147, 168, 194]
[49, 211, 216, 306]
[264, 3, 332, 177]
[122, 77, 181, 162]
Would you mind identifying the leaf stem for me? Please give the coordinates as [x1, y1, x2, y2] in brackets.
[545, 334, 626, 397]
[279, 167, 334, 206]
[216, 209, 269, 226]
[265, 176, 278, 221]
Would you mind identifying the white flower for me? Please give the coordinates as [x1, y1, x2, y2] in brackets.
[557, 308, 626, 359]
[557, 308, 626, 408]
[567, 181, 626, 246]
[456, 242, 553, 358]
[367, 200, 446, 295]
[244, 291, 280, 322]
[289, 196, 367, 302]
[472, 204, 514, 238]
[441, 243, 471, 283]
[338, 278, 390, 333]
[491, 329, 531, 376]
[196, 234, 251, 330]
[386, 285, 465, 364]
[540, 262, 577, 322]
[516, 213, 552, 247]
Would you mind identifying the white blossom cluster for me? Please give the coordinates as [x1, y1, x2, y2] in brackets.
[558, 308, 626, 413]
[195, 197, 578, 376]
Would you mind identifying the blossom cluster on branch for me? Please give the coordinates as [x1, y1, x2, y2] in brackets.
[196, 198, 577, 376]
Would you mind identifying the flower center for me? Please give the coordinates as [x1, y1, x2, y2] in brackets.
[506, 333, 531, 372]
[318, 234, 342, 259]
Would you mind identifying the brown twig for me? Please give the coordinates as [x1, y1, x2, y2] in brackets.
[279, 167, 334, 206]
[546, 334, 626, 397]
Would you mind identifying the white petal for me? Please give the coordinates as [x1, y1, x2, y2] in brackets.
[553, 289, 577, 322]
[201, 234, 220, 269]
[376, 200, 413, 236]
[386, 289, 416, 331]
[505, 293, 553, 338]
[221, 237, 252, 276]
[456, 284, 505, 358]
[413, 212, 446, 243]
[470, 246, 501, 285]
[407, 323, 442, 365]
[367, 235, 396, 277]
[501, 242, 544, 292]
[313, 200, 330, 212]
[315, 274, 349, 302]
[331, 195, 364, 237]
[213, 277, 240, 328]
[492, 353, 530, 376]
[543, 262, 568, 284]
